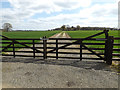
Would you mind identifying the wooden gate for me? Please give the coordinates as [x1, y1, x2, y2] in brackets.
[1, 30, 119, 65]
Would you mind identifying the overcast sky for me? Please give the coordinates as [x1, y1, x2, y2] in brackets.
[0, 0, 119, 30]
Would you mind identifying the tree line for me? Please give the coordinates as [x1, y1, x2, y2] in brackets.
[1, 23, 119, 32]
[51, 25, 119, 31]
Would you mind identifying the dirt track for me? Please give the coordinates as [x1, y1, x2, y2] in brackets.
[2, 32, 119, 88]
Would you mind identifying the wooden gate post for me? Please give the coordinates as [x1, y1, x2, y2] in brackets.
[104, 30, 109, 39]
[43, 36, 47, 59]
[105, 36, 114, 65]
[104, 30, 109, 61]
[12, 40, 15, 58]
[56, 39, 58, 59]
[33, 40, 35, 58]
[80, 40, 82, 61]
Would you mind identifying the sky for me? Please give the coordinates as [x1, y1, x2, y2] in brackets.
[0, 0, 119, 30]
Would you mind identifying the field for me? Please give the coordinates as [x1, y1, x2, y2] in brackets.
[65, 30, 119, 38]
[2, 31, 61, 38]
[1, 31, 61, 51]
[1, 30, 120, 72]
[2, 30, 119, 39]
[1, 30, 119, 54]
[65, 30, 119, 55]
[66, 30, 119, 46]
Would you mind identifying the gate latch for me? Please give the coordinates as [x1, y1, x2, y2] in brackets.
[40, 38, 49, 40]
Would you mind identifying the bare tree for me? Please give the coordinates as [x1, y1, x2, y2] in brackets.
[2, 23, 12, 32]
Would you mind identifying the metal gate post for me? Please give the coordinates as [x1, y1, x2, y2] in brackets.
[105, 36, 114, 65]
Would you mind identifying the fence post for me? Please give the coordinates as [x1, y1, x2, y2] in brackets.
[80, 40, 82, 61]
[104, 30, 109, 39]
[56, 39, 58, 59]
[12, 40, 15, 58]
[33, 40, 35, 58]
[43, 36, 47, 59]
[105, 36, 114, 65]
[104, 30, 109, 61]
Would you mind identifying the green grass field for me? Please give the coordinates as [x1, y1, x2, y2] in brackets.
[2, 31, 61, 38]
[65, 30, 119, 46]
[65, 30, 119, 38]
[1, 30, 119, 71]
[65, 30, 119, 55]
[1, 31, 61, 51]
[1, 30, 120, 55]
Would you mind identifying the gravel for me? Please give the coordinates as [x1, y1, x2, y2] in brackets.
[2, 32, 119, 88]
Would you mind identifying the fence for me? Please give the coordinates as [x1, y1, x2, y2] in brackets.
[1, 30, 120, 65]
[112, 37, 120, 61]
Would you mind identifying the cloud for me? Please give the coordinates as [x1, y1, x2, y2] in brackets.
[0, 0, 118, 30]
[8, 0, 92, 13]
[53, 0, 91, 9]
